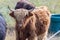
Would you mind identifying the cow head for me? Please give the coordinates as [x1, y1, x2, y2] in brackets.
[9, 8, 33, 27]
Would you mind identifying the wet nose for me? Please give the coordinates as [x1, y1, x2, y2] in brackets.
[19, 23, 22, 27]
[19, 20, 23, 26]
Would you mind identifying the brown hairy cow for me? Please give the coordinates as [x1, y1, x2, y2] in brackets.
[9, 6, 51, 40]
[31, 6, 51, 40]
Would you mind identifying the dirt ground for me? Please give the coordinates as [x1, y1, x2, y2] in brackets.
[5, 29, 60, 40]
[5, 29, 16, 40]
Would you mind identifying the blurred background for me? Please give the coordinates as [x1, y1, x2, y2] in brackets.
[0, 0, 60, 40]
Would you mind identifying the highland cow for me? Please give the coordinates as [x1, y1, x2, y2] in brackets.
[9, 6, 51, 40]
[0, 13, 7, 40]
[31, 6, 51, 40]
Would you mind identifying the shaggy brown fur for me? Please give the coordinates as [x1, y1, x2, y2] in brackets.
[9, 6, 51, 40]
[9, 8, 34, 40]
[31, 6, 51, 40]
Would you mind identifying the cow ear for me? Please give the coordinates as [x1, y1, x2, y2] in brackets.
[25, 12, 33, 18]
[9, 11, 15, 17]
[29, 12, 33, 16]
[28, 9, 34, 16]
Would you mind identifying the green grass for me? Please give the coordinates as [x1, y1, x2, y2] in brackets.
[0, 0, 60, 27]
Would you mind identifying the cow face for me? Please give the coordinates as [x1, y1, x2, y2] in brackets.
[9, 8, 33, 26]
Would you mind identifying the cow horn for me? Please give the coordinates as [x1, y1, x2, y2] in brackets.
[8, 6, 15, 12]
[28, 9, 34, 12]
